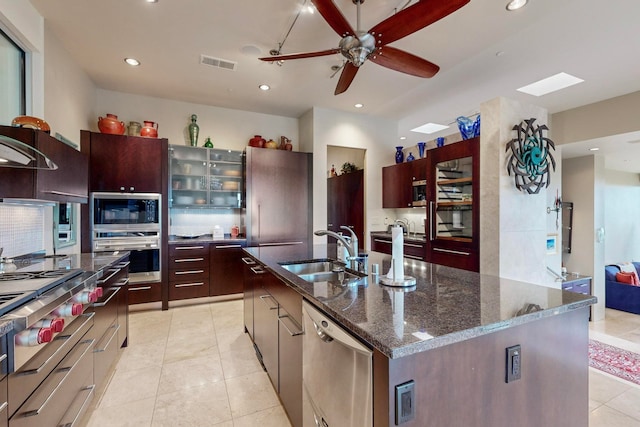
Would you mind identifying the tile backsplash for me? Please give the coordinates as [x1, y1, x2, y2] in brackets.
[0, 205, 45, 257]
[170, 209, 242, 237]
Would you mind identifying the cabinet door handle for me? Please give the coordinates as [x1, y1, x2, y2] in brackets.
[175, 282, 204, 288]
[216, 244, 242, 249]
[374, 239, 392, 244]
[129, 286, 152, 291]
[174, 270, 204, 275]
[433, 247, 470, 256]
[258, 241, 303, 246]
[278, 313, 304, 336]
[405, 254, 424, 260]
[429, 201, 435, 241]
[242, 257, 256, 265]
[175, 246, 205, 250]
[41, 190, 87, 198]
[174, 257, 204, 263]
[250, 266, 265, 275]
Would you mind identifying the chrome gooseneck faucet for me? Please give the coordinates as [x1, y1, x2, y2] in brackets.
[314, 226, 368, 273]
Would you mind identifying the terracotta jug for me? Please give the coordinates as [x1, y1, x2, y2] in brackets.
[98, 114, 125, 135]
[249, 135, 265, 148]
[140, 120, 158, 138]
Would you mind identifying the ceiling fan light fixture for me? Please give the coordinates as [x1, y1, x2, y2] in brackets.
[506, 0, 528, 11]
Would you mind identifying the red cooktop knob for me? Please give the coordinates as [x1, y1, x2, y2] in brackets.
[50, 317, 64, 332]
[94, 287, 104, 298]
[88, 290, 98, 303]
[37, 327, 53, 344]
[71, 303, 83, 316]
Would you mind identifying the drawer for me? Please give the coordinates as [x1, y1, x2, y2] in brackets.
[127, 282, 161, 305]
[94, 319, 119, 391]
[403, 241, 425, 261]
[92, 286, 120, 339]
[169, 243, 208, 257]
[169, 255, 208, 271]
[371, 238, 392, 254]
[169, 267, 208, 282]
[169, 280, 209, 301]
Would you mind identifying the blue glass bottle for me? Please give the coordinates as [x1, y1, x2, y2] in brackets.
[406, 152, 415, 162]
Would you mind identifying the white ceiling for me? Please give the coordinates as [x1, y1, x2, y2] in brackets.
[29, 0, 640, 168]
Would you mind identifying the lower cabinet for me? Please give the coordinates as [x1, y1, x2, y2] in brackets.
[370, 232, 426, 261]
[168, 242, 210, 301]
[210, 243, 245, 296]
[244, 256, 303, 427]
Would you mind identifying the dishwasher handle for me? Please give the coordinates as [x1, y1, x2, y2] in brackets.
[303, 302, 372, 356]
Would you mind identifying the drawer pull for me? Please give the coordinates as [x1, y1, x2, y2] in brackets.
[373, 239, 392, 244]
[59, 384, 95, 427]
[0, 401, 7, 414]
[250, 266, 265, 275]
[278, 314, 303, 336]
[0, 353, 7, 364]
[97, 268, 120, 284]
[433, 247, 470, 256]
[174, 269, 204, 275]
[94, 325, 119, 353]
[216, 244, 242, 249]
[175, 246, 205, 250]
[242, 257, 256, 265]
[93, 286, 120, 307]
[259, 295, 278, 310]
[115, 261, 131, 269]
[129, 286, 152, 291]
[405, 254, 424, 260]
[174, 257, 204, 263]
[404, 243, 423, 248]
[174, 282, 205, 288]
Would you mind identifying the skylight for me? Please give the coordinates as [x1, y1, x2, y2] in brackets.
[410, 123, 449, 135]
[517, 72, 584, 97]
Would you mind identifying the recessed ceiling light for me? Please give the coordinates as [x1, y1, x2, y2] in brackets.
[506, 0, 528, 11]
[411, 123, 450, 134]
[146, 0, 158, 3]
[399, 136, 406, 140]
[258, 84, 270, 91]
[124, 58, 140, 66]
[354, 103, 363, 108]
[589, 147, 600, 151]
[517, 72, 584, 97]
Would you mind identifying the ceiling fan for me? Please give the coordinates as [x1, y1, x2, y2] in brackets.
[259, 0, 470, 95]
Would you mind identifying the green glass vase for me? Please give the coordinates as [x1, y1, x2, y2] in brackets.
[188, 114, 199, 146]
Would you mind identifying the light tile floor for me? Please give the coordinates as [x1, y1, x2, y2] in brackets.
[83, 300, 640, 427]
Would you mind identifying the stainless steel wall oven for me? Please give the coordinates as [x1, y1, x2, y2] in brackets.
[91, 193, 162, 284]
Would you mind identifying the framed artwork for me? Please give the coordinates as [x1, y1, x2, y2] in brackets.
[546, 234, 558, 255]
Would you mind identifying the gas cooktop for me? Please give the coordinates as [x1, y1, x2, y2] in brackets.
[0, 269, 84, 317]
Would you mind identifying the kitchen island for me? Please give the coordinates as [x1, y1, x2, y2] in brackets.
[244, 244, 596, 427]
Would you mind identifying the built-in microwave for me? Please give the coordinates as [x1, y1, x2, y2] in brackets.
[412, 180, 427, 207]
[91, 192, 161, 229]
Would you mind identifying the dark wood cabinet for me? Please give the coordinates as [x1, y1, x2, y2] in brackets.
[370, 232, 426, 261]
[80, 131, 168, 193]
[327, 169, 364, 249]
[210, 242, 245, 296]
[382, 158, 427, 208]
[425, 137, 480, 272]
[168, 242, 210, 301]
[0, 126, 88, 203]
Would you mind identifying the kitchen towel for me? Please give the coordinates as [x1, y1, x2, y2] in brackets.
[386, 225, 404, 282]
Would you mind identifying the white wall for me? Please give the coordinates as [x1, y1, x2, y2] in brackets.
[604, 169, 640, 263]
[96, 89, 299, 152]
[307, 107, 397, 249]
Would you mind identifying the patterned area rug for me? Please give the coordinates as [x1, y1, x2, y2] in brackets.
[589, 339, 640, 385]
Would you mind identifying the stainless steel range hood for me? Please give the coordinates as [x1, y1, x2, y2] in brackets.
[0, 135, 58, 170]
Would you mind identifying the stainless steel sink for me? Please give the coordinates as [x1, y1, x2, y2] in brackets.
[298, 270, 364, 286]
[280, 259, 339, 275]
[280, 259, 366, 286]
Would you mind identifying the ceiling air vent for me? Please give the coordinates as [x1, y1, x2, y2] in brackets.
[200, 54, 237, 71]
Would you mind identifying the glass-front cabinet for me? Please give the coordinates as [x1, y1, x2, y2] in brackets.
[169, 145, 243, 208]
[426, 137, 479, 272]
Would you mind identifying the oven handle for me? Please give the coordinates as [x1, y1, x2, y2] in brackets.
[97, 268, 121, 285]
[93, 286, 120, 307]
[22, 338, 95, 418]
[19, 312, 94, 376]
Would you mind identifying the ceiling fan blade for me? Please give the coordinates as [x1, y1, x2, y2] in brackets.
[312, 0, 355, 36]
[335, 62, 359, 95]
[259, 48, 340, 62]
[370, 46, 439, 78]
[370, 0, 469, 45]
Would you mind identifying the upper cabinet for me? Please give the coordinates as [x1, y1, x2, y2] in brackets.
[426, 137, 479, 272]
[81, 130, 168, 193]
[382, 157, 427, 208]
[169, 145, 243, 208]
[0, 125, 88, 203]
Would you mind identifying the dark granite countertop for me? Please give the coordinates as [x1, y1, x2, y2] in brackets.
[244, 244, 596, 359]
[169, 235, 247, 245]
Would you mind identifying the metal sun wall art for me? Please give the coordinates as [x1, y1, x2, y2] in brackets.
[506, 118, 556, 194]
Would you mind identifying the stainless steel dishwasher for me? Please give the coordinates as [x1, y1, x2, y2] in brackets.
[302, 301, 372, 427]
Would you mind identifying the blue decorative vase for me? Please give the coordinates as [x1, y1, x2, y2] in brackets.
[417, 142, 426, 158]
[436, 137, 445, 147]
[456, 115, 481, 140]
[406, 152, 415, 162]
[395, 146, 404, 164]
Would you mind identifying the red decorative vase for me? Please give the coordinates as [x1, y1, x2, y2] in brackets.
[140, 121, 158, 138]
[98, 114, 125, 135]
[249, 135, 265, 148]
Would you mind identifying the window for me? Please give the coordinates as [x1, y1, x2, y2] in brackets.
[0, 28, 25, 125]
